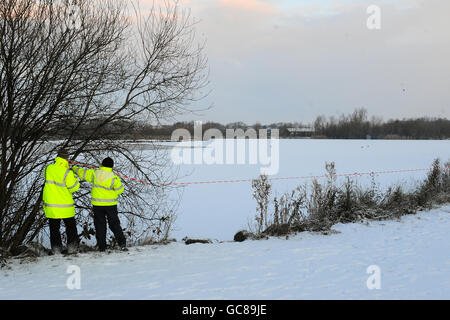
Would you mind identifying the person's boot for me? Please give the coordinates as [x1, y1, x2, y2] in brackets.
[118, 240, 128, 252]
[51, 246, 62, 255]
[67, 243, 79, 255]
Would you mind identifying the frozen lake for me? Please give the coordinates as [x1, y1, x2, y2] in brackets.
[163, 139, 450, 241]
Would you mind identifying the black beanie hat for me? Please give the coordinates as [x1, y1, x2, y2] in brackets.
[102, 157, 114, 168]
[57, 149, 69, 160]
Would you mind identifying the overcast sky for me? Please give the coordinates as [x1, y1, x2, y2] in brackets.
[145, 0, 450, 124]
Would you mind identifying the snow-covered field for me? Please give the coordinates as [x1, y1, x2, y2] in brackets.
[1, 205, 450, 299]
[1, 139, 449, 300]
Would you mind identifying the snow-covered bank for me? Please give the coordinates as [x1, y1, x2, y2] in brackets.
[1, 205, 450, 299]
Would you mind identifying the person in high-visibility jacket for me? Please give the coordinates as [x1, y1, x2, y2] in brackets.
[43, 149, 80, 254]
[73, 157, 126, 251]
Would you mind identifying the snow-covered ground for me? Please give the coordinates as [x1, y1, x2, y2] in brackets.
[2, 205, 450, 299]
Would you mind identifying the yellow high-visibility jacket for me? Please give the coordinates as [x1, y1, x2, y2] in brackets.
[43, 157, 80, 219]
[73, 165, 124, 206]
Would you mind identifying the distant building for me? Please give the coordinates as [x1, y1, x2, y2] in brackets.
[286, 127, 315, 137]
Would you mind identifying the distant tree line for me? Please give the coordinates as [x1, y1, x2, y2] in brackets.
[52, 108, 450, 140]
[313, 108, 450, 139]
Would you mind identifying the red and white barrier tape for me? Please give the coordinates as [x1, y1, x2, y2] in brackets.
[164, 168, 434, 186]
[69, 160, 447, 187]
[69, 160, 154, 185]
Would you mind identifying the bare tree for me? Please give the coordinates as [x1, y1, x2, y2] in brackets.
[0, 0, 208, 252]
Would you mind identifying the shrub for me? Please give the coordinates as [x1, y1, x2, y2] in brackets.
[243, 158, 450, 240]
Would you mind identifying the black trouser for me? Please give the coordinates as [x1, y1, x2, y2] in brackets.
[93, 205, 126, 251]
[48, 217, 79, 250]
